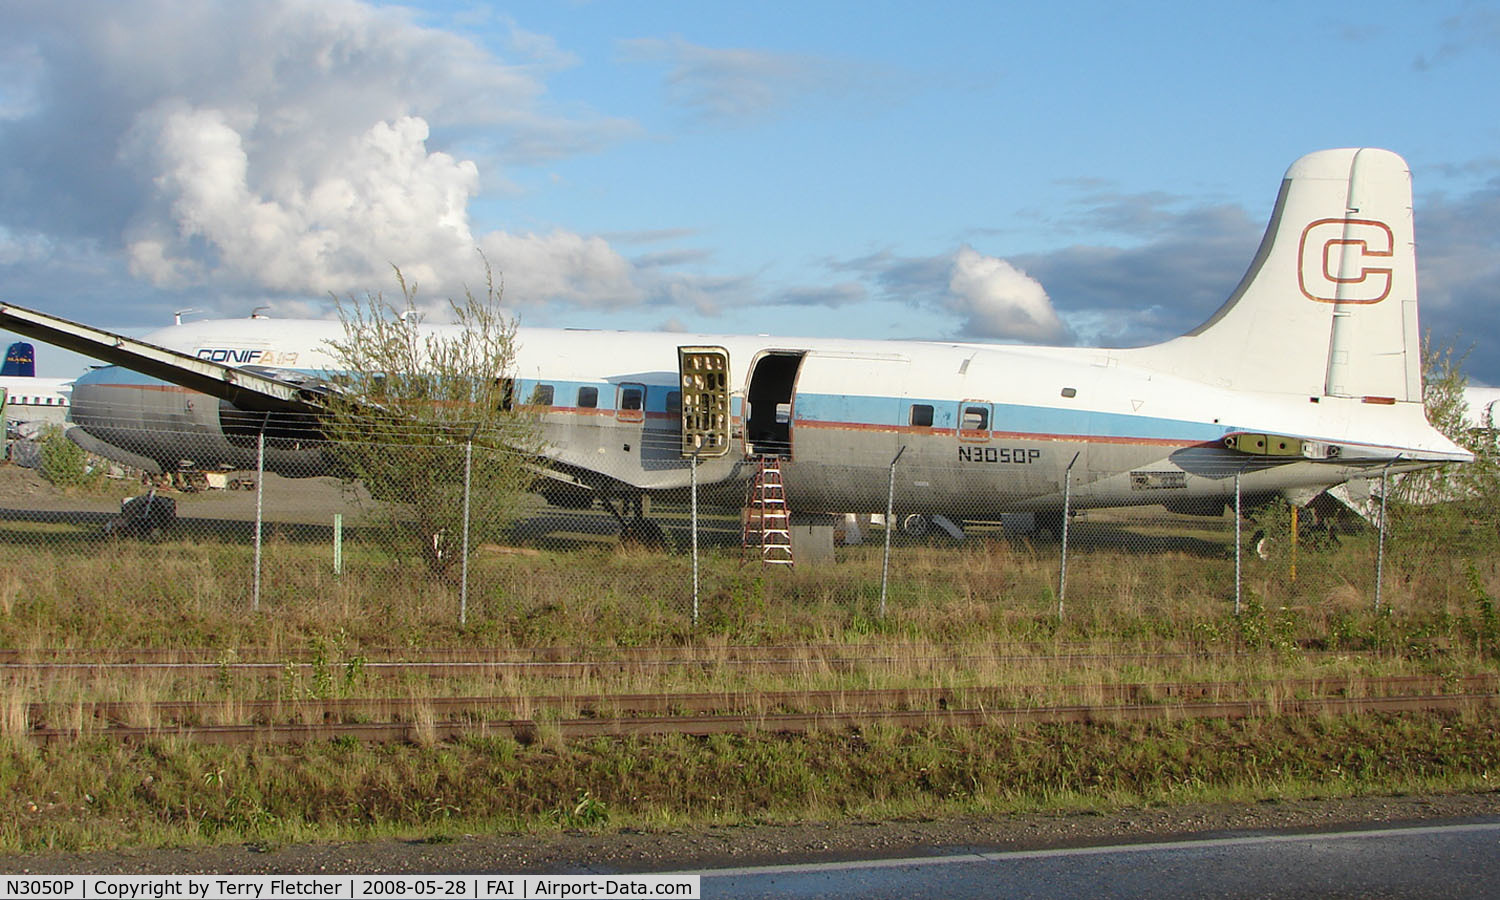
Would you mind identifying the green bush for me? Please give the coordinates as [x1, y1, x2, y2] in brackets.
[38, 425, 97, 488]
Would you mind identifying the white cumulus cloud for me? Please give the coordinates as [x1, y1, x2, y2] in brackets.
[947, 246, 1070, 342]
[0, 0, 650, 317]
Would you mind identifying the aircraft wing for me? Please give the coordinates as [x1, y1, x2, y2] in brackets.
[0, 301, 329, 416]
[0, 300, 586, 487]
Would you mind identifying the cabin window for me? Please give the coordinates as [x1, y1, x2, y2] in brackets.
[666, 390, 682, 415]
[578, 386, 598, 409]
[910, 404, 934, 427]
[617, 383, 646, 423]
[530, 384, 555, 406]
[620, 385, 644, 411]
[958, 401, 993, 443]
[1060, 387, 1077, 398]
[494, 377, 515, 412]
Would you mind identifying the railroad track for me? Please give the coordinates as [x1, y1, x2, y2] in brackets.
[20, 676, 1499, 746]
[0, 648, 1440, 682]
[26, 674, 1500, 728]
[0, 640, 1443, 665]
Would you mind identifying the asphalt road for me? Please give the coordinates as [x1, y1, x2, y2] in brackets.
[691, 819, 1500, 899]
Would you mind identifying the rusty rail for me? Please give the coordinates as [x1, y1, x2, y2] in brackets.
[26, 694, 1497, 746]
[26, 674, 1499, 730]
[0, 639, 1439, 666]
[0, 650, 1443, 683]
[22, 682, 1499, 746]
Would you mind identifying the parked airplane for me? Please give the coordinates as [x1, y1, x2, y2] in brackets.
[0, 341, 74, 427]
[0, 148, 1474, 540]
[1464, 387, 1500, 431]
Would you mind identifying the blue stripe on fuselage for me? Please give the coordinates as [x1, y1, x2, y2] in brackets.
[791, 392, 1228, 443]
[75, 366, 1228, 444]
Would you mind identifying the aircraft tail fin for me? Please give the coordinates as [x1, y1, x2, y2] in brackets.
[1134, 148, 1420, 402]
[2, 341, 36, 377]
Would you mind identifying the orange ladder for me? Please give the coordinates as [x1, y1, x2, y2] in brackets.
[743, 458, 794, 566]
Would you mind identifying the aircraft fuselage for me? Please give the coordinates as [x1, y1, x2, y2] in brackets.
[65, 323, 1453, 519]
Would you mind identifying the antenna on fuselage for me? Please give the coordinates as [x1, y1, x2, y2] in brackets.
[173, 308, 199, 326]
[251, 306, 270, 319]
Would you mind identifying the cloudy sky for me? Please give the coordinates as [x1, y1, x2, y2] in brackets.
[2, 1, 1499, 382]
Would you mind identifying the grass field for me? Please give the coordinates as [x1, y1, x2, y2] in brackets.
[2, 479, 1499, 854]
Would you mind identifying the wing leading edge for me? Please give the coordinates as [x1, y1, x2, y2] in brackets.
[0, 302, 326, 417]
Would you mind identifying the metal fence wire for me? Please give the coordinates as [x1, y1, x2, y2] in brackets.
[3, 425, 1498, 635]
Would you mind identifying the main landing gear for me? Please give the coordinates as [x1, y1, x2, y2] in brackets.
[599, 490, 667, 549]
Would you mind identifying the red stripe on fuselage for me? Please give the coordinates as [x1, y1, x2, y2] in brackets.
[84, 383, 1202, 450]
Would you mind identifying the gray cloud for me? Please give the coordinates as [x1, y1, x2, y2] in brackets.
[819, 247, 1071, 343]
[777, 282, 868, 308]
[1413, 6, 1500, 70]
[1408, 178, 1500, 384]
[1010, 193, 1265, 346]
[806, 192, 1262, 348]
[618, 36, 896, 125]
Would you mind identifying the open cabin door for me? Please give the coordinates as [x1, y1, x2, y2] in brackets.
[745, 351, 806, 457]
[677, 346, 731, 458]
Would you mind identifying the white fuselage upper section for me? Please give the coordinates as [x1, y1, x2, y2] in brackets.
[1, 375, 72, 425]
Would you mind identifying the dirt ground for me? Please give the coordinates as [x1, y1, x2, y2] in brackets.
[5, 792, 1499, 875]
[0, 461, 367, 525]
[0, 463, 117, 511]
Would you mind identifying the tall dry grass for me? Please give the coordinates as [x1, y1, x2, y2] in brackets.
[1, 504, 1497, 716]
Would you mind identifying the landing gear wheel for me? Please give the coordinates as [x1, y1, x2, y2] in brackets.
[620, 517, 668, 550]
[900, 514, 931, 538]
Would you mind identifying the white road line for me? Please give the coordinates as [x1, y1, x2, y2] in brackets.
[681, 820, 1500, 880]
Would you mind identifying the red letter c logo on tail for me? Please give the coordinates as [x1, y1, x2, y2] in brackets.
[1298, 218, 1394, 304]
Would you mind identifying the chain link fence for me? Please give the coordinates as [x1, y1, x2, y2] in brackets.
[4, 424, 1498, 644]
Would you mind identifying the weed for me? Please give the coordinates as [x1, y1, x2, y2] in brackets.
[1465, 562, 1500, 658]
[553, 790, 609, 829]
[1236, 595, 1267, 649]
[309, 635, 333, 700]
[0, 571, 17, 617]
[214, 649, 237, 695]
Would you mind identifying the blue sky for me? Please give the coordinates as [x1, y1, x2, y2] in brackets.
[2, 0, 1499, 381]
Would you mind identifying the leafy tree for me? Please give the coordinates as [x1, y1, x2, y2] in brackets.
[1391, 337, 1500, 509]
[1382, 337, 1500, 573]
[321, 267, 542, 577]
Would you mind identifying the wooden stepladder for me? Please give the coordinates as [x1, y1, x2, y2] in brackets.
[744, 458, 794, 566]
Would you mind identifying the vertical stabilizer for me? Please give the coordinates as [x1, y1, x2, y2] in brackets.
[2, 341, 36, 377]
[1132, 148, 1420, 401]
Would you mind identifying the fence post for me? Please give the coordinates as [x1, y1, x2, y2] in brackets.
[1234, 470, 1242, 616]
[460, 439, 473, 627]
[1289, 505, 1299, 585]
[1058, 452, 1080, 620]
[691, 451, 700, 626]
[253, 426, 265, 612]
[1375, 459, 1396, 613]
[879, 446, 906, 618]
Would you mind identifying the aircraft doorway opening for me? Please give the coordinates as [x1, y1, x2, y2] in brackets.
[746, 351, 805, 457]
